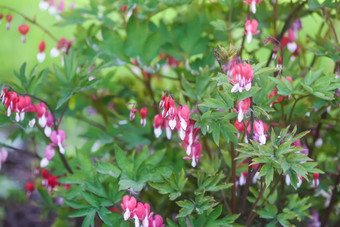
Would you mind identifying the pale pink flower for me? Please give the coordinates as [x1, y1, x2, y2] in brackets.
[243, 0, 263, 14]
[244, 19, 260, 43]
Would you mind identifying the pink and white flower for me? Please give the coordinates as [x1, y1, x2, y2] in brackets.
[243, 0, 263, 14]
[37, 40, 46, 63]
[229, 63, 254, 93]
[140, 108, 148, 127]
[244, 19, 260, 43]
[121, 195, 137, 221]
[235, 98, 251, 122]
[50, 130, 66, 154]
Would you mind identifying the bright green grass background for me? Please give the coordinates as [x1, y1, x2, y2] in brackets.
[0, 0, 338, 83]
[0, 0, 87, 81]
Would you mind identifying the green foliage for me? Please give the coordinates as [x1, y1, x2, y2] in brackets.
[1, 0, 339, 226]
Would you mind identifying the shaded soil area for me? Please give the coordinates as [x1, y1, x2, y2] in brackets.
[0, 144, 56, 227]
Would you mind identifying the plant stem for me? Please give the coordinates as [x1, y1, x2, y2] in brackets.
[287, 96, 306, 123]
[273, 0, 278, 37]
[0, 142, 39, 159]
[266, 1, 307, 67]
[245, 183, 267, 226]
[247, 175, 281, 223]
[230, 142, 236, 213]
[239, 164, 261, 215]
[57, 100, 69, 127]
[239, 6, 250, 58]
[321, 173, 340, 226]
[36, 124, 73, 174]
[144, 75, 158, 113]
[323, 7, 339, 44]
[0, 5, 58, 42]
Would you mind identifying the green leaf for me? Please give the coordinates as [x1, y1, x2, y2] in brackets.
[176, 200, 195, 218]
[64, 200, 91, 210]
[211, 121, 220, 146]
[77, 149, 93, 175]
[37, 186, 53, 205]
[82, 191, 100, 208]
[14, 62, 28, 88]
[82, 209, 96, 227]
[277, 212, 296, 227]
[141, 32, 161, 64]
[56, 90, 73, 109]
[95, 161, 121, 178]
[98, 207, 113, 226]
[115, 144, 134, 177]
[257, 204, 277, 219]
[69, 208, 93, 218]
[57, 173, 86, 184]
[200, 98, 228, 109]
[210, 19, 227, 31]
[125, 16, 148, 58]
[238, 87, 261, 101]
[220, 123, 238, 144]
[145, 149, 166, 166]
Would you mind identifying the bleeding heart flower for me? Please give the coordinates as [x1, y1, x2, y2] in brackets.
[153, 114, 164, 138]
[6, 14, 13, 30]
[313, 173, 320, 187]
[130, 107, 138, 121]
[235, 98, 251, 122]
[50, 130, 66, 154]
[121, 195, 137, 221]
[37, 40, 46, 63]
[40, 144, 55, 168]
[0, 14, 3, 25]
[230, 63, 254, 93]
[18, 24, 30, 43]
[140, 107, 148, 127]
[244, 19, 260, 43]
[25, 182, 35, 199]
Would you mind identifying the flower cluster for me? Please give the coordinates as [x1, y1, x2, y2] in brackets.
[41, 130, 67, 167]
[234, 120, 268, 145]
[26, 169, 70, 200]
[40, 169, 70, 192]
[121, 195, 164, 227]
[281, 19, 302, 60]
[50, 37, 74, 58]
[1, 87, 68, 168]
[39, 0, 75, 20]
[228, 62, 254, 93]
[129, 105, 148, 127]
[0, 87, 54, 135]
[156, 94, 203, 167]
[0, 14, 13, 30]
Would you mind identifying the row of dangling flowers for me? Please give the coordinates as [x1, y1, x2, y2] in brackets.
[1, 87, 67, 168]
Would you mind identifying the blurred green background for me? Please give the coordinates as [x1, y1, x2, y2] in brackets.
[0, 0, 338, 84]
[0, 0, 87, 81]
